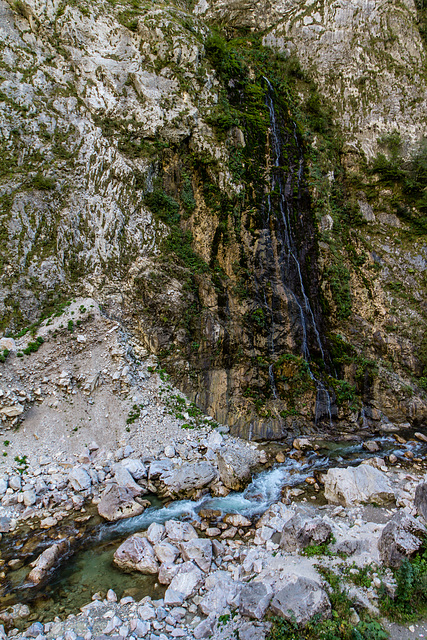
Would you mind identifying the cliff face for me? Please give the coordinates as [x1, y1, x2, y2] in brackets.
[0, 0, 426, 438]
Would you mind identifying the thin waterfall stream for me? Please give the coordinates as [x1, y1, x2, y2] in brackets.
[262, 78, 333, 424]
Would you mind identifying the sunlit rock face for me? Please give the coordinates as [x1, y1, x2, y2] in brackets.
[1, 0, 426, 438]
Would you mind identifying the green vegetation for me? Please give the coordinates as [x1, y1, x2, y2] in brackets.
[126, 404, 143, 424]
[0, 349, 10, 363]
[380, 542, 427, 622]
[323, 263, 352, 321]
[14, 454, 28, 475]
[342, 563, 373, 589]
[29, 173, 56, 190]
[370, 132, 427, 234]
[22, 336, 44, 355]
[268, 568, 387, 640]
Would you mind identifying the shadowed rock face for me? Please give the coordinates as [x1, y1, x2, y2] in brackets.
[1, 0, 427, 439]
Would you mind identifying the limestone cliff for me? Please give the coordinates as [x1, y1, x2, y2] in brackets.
[0, 0, 426, 439]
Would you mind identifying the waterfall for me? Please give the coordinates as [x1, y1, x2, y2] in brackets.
[263, 78, 333, 425]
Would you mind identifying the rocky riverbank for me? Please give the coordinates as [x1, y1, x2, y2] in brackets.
[2, 454, 427, 640]
[1, 299, 427, 640]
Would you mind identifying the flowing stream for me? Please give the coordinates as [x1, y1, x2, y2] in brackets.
[1, 434, 426, 625]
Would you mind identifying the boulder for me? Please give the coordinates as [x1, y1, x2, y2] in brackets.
[223, 514, 252, 528]
[180, 538, 212, 572]
[270, 575, 331, 627]
[199, 570, 243, 615]
[378, 511, 427, 567]
[164, 561, 204, 603]
[68, 467, 91, 492]
[120, 458, 147, 480]
[154, 541, 179, 565]
[114, 534, 159, 574]
[193, 616, 215, 639]
[114, 464, 144, 495]
[239, 582, 272, 620]
[23, 489, 37, 507]
[97, 485, 145, 521]
[148, 459, 174, 479]
[414, 483, 427, 521]
[159, 462, 217, 498]
[0, 404, 24, 417]
[164, 520, 198, 543]
[280, 514, 332, 551]
[158, 562, 180, 584]
[28, 540, 69, 584]
[146, 522, 165, 544]
[217, 448, 255, 490]
[324, 464, 395, 507]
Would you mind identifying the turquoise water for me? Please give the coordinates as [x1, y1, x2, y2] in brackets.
[1, 433, 426, 626]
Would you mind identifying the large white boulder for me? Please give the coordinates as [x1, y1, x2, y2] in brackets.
[113, 534, 159, 574]
[164, 561, 204, 603]
[180, 538, 212, 572]
[324, 464, 395, 507]
[270, 575, 331, 627]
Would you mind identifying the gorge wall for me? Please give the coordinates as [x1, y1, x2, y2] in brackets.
[0, 0, 426, 439]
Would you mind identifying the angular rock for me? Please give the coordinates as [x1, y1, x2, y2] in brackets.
[180, 538, 212, 572]
[147, 522, 166, 544]
[28, 540, 69, 584]
[362, 440, 380, 453]
[97, 484, 145, 521]
[25, 622, 44, 638]
[280, 514, 332, 551]
[158, 562, 180, 585]
[114, 463, 144, 495]
[164, 520, 198, 543]
[199, 570, 243, 616]
[68, 467, 91, 492]
[239, 582, 272, 620]
[293, 438, 311, 451]
[239, 622, 266, 640]
[160, 462, 217, 498]
[165, 561, 204, 602]
[378, 511, 427, 567]
[223, 513, 252, 528]
[217, 448, 254, 490]
[193, 616, 215, 639]
[414, 483, 427, 521]
[114, 535, 159, 574]
[149, 459, 174, 479]
[23, 489, 37, 507]
[270, 575, 331, 627]
[154, 541, 179, 565]
[9, 475, 21, 491]
[120, 458, 147, 480]
[324, 464, 395, 507]
[0, 478, 7, 497]
[257, 503, 293, 532]
[0, 404, 24, 417]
